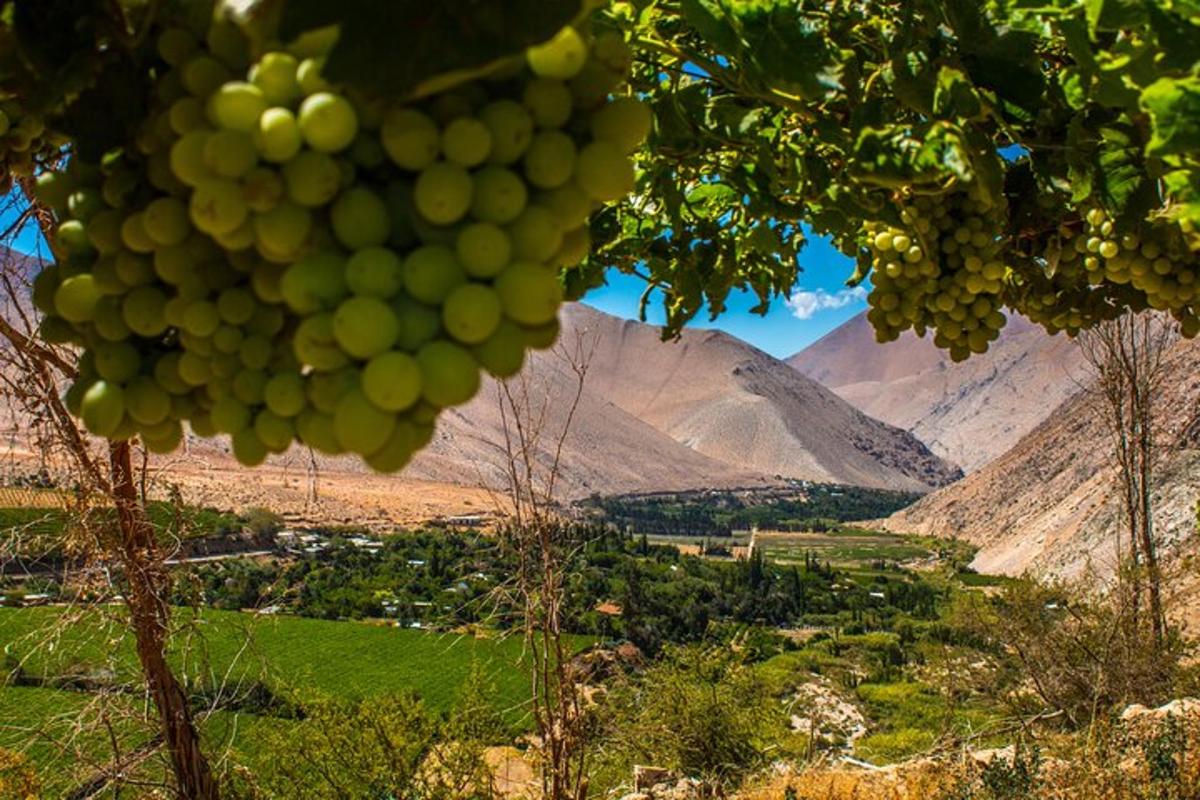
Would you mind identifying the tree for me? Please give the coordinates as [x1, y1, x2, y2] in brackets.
[1079, 312, 1176, 650]
[0, 189, 218, 799]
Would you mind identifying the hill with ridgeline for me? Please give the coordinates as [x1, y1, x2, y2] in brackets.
[788, 311, 1087, 472]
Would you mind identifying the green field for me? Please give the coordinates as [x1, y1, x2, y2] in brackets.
[0, 606, 588, 794]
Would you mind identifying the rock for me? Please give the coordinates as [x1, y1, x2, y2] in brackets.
[634, 764, 673, 791]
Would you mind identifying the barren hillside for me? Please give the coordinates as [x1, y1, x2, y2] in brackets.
[876, 336, 1200, 578]
[559, 304, 960, 492]
[788, 312, 1087, 471]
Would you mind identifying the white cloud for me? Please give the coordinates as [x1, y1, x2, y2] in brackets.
[784, 286, 868, 320]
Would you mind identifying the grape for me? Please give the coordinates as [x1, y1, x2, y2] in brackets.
[306, 368, 357, 414]
[331, 187, 390, 248]
[93, 341, 140, 382]
[182, 300, 221, 337]
[334, 389, 395, 455]
[470, 166, 527, 223]
[523, 79, 572, 128]
[298, 92, 359, 152]
[333, 296, 400, 359]
[54, 275, 101, 322]
[262, 371, 306, 416]
[296, 58, 330, 95]
[242, 167, 285, 213]
[190, 179, 249, 235]
[296, 409, 342, 454]
[158, 27, 198, 67]
[115, 251, 156, 286]
[256, 108, 303, 162]
[183, 55, 231, 98]
[210, 394, 250, 433]
[122, 286, 170, 336]
[250, 52, 301, 106]
[293, 313, 349, 371]
[472, 320, 527, 377]
[576, 140, 635, 201]
[143, 197, 191, 246]
[143, 421, 184, 454]
[346, 247, 403, 298]
[170, 130, 212, 186]
[524, 317, 561, 349]
[590, 96, 651, 153]
[553, 225, 590, 267]
[202, 129, 258, 179]
[120, 214, 157, 253]
[232, 428, 268, 466]
[365, 422, 417, 473]
[209, 81, 266, 132]
[417, 341, 480, 407]
[68, 189, 104, 221]
[239, 334, 273, 370]
[282, 150, 342, 207]
[393, 294, 442, 350]
[217, 287, 256, 324]
[254, 201, 312, 261]
[404, 245, 465, 304]
[523, 131, 576, 189]
[281, 250, 348, 312]
[154, 354, 190, 395]
[88, 297, 125, 341]
[381, 108, 440, 171]
[456, 222, 511, 278]
[495, 262, 563, 325]
[362, 351, 422, 411]
[178, 354, 213, 388]
[81, 381, 126, 437]
[414, 161, 473, 225]
[255, 410, 294, 452]
[441, 117, 492, 167]
[126, 377, 171, 425]
[442, 283, 502, 344]
[213, 325, 243, 353]
[509, 205, 563, 261]
[480, 101, 533, 164]
[526, 27, 588, 80]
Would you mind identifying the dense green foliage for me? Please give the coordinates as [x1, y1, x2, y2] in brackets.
[171, 526, 943, 656]
[578, 485, 923, 536]
[589, 0, 1200, 354]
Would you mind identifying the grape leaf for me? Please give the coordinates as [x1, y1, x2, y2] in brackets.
[1141, 77, 1200, 158]
[277, 0, 583, 96]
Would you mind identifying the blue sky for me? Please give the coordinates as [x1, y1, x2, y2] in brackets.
[586, 232, 865, 358]
[1, 190, 865, 359]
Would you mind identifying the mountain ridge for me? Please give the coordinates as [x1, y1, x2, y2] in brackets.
[788, 311, 1087, 471]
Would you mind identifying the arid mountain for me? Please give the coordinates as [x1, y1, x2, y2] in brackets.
[788, 312, 1087, 471]
[548, 304, 959, 491]
[875, 336, 1200, 579]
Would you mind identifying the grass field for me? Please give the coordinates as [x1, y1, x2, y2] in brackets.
[754, 530, 939, 567]
[0, 607, 587, 796]
[0, 606, 563, 714]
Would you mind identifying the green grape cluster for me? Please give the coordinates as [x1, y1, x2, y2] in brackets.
[0, 97, 58, 192]
[32, 5, 649, 472]
[863, 186, 1010, 362]
[1008, 208, 1200, 338]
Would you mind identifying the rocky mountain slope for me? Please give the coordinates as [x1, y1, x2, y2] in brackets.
[559, 305, 959, 492]
[788, 312, 1087, 471]
[875, 336, 1200, 578]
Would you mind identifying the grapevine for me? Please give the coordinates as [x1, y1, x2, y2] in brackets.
[863, 186, 1010, 361]
[27, 2, 648, 472]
